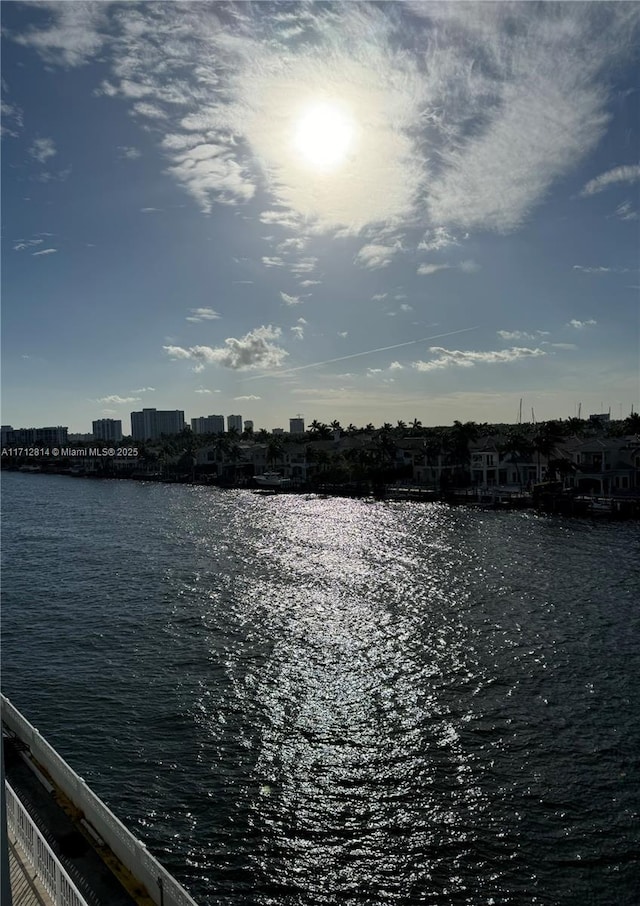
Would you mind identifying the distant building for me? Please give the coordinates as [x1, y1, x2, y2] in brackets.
[131, 408, 185, 441]
[5, 426, 68, 446]
[92, 418, 123, 443]
[589, 413, 611, 425]
[289, 417, 305, 434]
[272, 427, 285, 435]
[191, 415, 225, 435]
[244, 420, 254, 432]
[68, 433, 94, 443]
[227, 414, 243, 433]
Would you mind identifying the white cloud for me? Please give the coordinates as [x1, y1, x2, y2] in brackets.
[354, 244, 399, 270]
[418, 227, 458, 253]
[13, 238, 44, 251]
[614, 200, 639, 221]
[567, 319, 597, 329]
[32, 248, 57, 256]
[400, 304, 413, 312]
[163, 325, 288, 370]
[186, 308, 221, 322]
[389, 361, 404, 370]
[413, 346, 546, 371]
[338, 331, 348, 338]
[290, 257, 318, 274]
[12, 2, 640, 237]
[580, 164, 640, 197]
[15, 1, 110, 66]
[299, 279, 321, 287]
[234, 394, 261, 400]
[97, 395, 142, 404]
[262, 256, 285, 268]
[130, 387, 155, 393]
[548, 343, 578, 350]
[497, 329, 548, 341]
[141, 207, 162, 213]
[372, 293, 388, 301]
[280, 292, 301, 306]
[572, 265, 631, 274]
[30, 138, 56, 163]
[290, 317, 306, 340]
[417, 263, 451, 276]
[195, 388, 211, 394]
[117, 145, 141, 160]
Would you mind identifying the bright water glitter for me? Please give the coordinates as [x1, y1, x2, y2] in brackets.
[2, 473, 640, 905]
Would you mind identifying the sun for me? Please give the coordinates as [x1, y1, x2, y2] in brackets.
[293, 101, 357, 172]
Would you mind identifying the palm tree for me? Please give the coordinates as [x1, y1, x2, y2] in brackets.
[533, 420, 564, 482]
[499, 430, 534, 487]
[445, 421, 478, 486]
[267, 437, 284, 469]
[330, 419, 342, 432]
[411, 418, 422, 433]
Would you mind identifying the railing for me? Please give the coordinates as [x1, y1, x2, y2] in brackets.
[1, 695, 200, 906]
[6, 781, 90, 906]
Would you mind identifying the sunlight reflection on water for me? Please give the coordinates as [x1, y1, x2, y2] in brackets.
[2, 476, 640, 905]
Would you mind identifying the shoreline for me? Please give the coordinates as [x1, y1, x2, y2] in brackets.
[4, 464, 640, 520]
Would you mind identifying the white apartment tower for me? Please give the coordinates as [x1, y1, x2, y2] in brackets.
[191, 415, 225, 435]
[130, 408, 185, 441]
[92, 419, 123, 443]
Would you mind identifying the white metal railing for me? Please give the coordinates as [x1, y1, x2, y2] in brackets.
[5, 781, 90, 906]
[2, 695, 200, 906]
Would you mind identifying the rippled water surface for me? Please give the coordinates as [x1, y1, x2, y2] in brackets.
[2, 472, 639, 905]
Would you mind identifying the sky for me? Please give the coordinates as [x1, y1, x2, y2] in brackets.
[1, 1, 639, 434]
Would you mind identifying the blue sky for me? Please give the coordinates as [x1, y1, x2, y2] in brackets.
[2, 1, 639, 434]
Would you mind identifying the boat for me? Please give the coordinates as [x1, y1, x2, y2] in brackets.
[254, 471, 291, 489]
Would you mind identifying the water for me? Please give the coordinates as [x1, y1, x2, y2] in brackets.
[2, 471, 639, 905]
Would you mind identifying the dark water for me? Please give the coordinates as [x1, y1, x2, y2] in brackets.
[2, 472, 639, 905]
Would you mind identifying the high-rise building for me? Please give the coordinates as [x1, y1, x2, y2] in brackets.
[227, 414, 243, 433]
[92, 419, 123, 443]
[191, 415, 225, 435]
[130, 408, 185, 441]
[289, 417, 305, 434]
[272, 427, 284, 435]
[244, 420, 254, 432]
[6, 426, 69, 445]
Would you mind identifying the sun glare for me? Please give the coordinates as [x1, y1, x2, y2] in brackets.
[293, 101, 356, 171]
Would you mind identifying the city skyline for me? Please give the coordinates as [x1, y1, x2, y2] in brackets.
[2, 2, 639, 432]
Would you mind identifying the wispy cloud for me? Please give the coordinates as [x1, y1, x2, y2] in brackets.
[32, 248, 57, 257]
[497, 329, 549, 341]
[567, 319, 597, 329]
[614, 200, 639, 221]
[234, 394, 261, 401]
[13, 238, 44, 251]
[417, 263, 451, 276]
[117, 145, 141, 160]
[413, 346, 546, 372]
[290, 317, 306, 340]
[186, 308, 221, 323]
[418, 259, 479, 276]
[29, 137, 56, 163]
[96, 394, 141, 405]
[354, 244, 400, 270]
[572, 265, 631, 274]
[164, 325, 288, 371]
[580, 164, 640, 197]
[130, 387, 155, 393]
[280, 292, 301, 306]
[11, 3, 640, 241]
